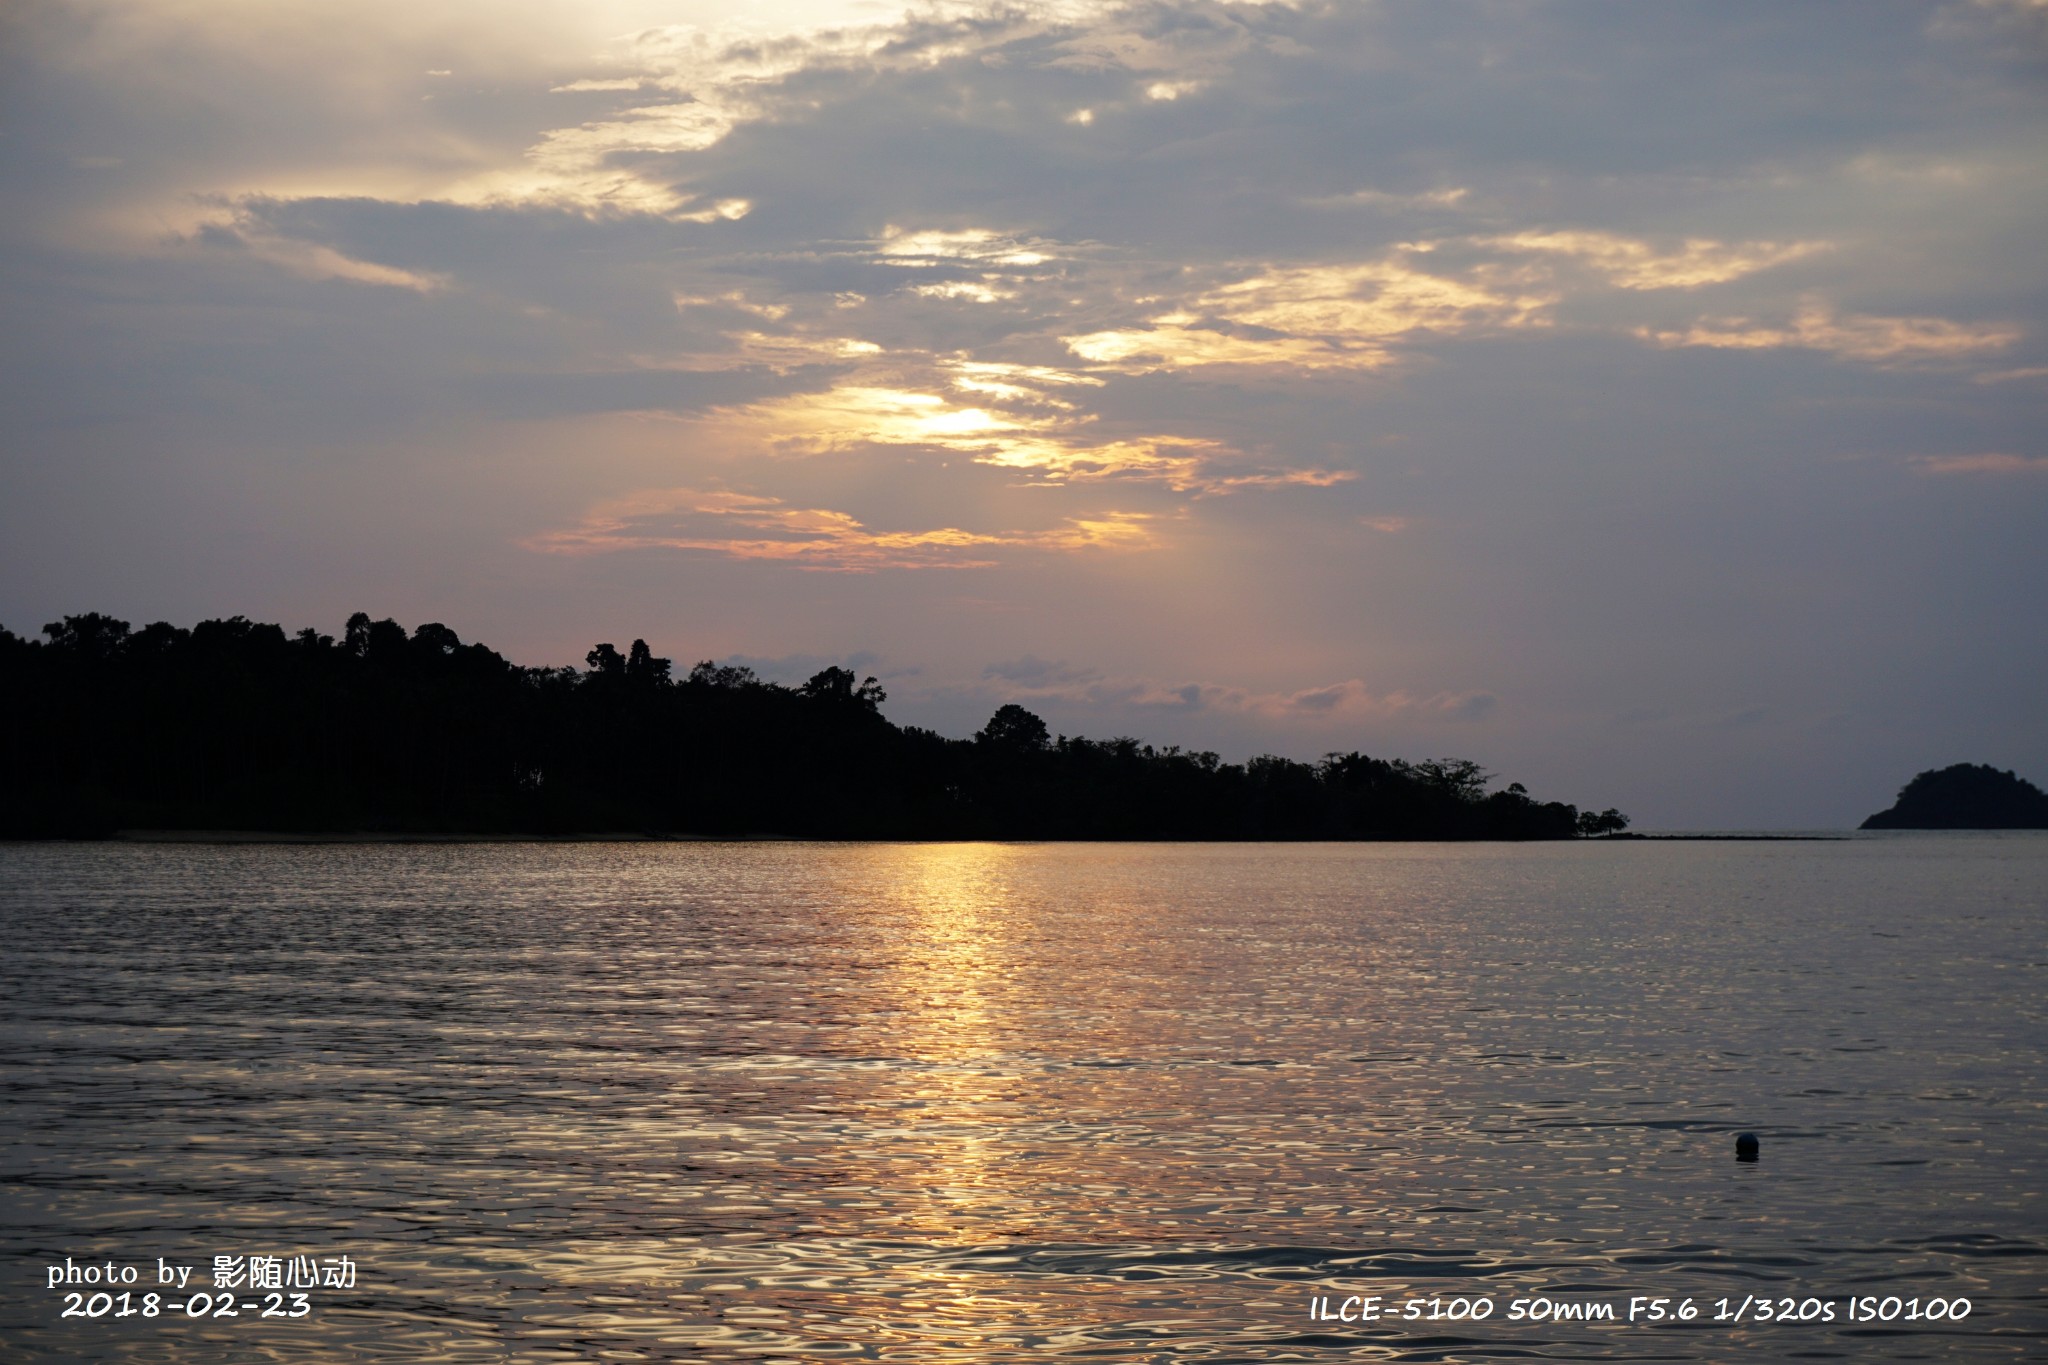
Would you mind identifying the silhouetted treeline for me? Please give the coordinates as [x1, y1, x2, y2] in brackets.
[0, 613, 1626, 840]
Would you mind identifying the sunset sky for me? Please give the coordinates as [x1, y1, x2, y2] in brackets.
[2, 0, 2043, 827]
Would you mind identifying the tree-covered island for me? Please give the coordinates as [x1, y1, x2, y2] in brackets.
[1860, 764, 2048, 830]
[1, 613, 1628, 840]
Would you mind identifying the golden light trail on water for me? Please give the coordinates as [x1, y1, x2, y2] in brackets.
[857, 844, 1025, 1241]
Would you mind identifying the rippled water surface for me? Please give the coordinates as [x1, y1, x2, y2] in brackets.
[1, 837, 2043, 1362]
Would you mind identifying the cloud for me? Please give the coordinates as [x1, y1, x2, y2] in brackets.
[193, 211, 446, 292]
[1062, 230, 1830, 375]
[702, 356, 1353, 495]
[909, 280, 1017, 303]
[1048, 10, 1259, 78]
[1932, 0, 2048, 50]
[1201, 258, 1550, 340]
[873, 225, 1063, 268]
[453, 102, 748, 214]
[1480, 230, 1825, 289]
[719, 648, 888, 684]
[1637, 298, 2019, 364]
[983, 655, 1101, 686]
[1066, 255, 1552, 373]
[438, 4, 1144, 216]
[522, 487, 1159, 571]
[1307, 186, 1471, 211]
[984, 666, 1497, 723]
[1911, 452, 2048, 475]
[1255, 680, 1498, 722]
[1066, 321, 1399, 373]
[661, 332, 883, 373]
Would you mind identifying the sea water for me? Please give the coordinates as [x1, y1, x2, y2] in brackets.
[1, 836, 2042, 1361]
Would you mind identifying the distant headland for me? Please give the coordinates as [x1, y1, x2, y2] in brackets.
[1860, 764, 2048, 830]
[1, 612, 1629, 841]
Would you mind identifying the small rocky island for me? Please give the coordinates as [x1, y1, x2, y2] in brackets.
[1860, 764, 2048, 830]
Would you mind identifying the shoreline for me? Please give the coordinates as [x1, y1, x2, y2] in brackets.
[39, 829, 2048, 846]
[18, 828, 1866, 844]
[106, 829, 773, 843]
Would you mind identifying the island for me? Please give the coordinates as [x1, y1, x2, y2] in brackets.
[1860, 763, 2048, 830]
[0, 612, 1629, 841]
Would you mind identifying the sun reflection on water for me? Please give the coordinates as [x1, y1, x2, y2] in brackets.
[852, 843, 1026, 1241]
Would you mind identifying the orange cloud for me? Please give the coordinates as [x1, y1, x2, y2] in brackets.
[523, 488, 1159, 571]
[709, 358, 1351, 495]
[1637, 298, 2019, 363]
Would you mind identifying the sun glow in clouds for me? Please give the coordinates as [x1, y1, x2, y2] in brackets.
[705, 357, 1353, 496]
[525, 487, 1157, 571]
[875, 226, 1059, 268]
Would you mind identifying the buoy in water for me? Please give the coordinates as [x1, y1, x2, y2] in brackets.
[1735, 1132, 1760, 1162]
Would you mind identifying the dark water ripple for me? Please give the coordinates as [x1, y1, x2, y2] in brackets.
[1, 836, 2043, 1362]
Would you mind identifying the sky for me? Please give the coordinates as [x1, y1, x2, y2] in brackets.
[2, 0, 2044, 828]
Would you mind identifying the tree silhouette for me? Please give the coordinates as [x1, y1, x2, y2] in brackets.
[799, 666, 886, 712]
[977, 703, 1051, 751]
[687, 661, 760, 690]
[626, 639, 671, 685]
[1576, 808, 1631, 837]
[0, 610, 1621, 840]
